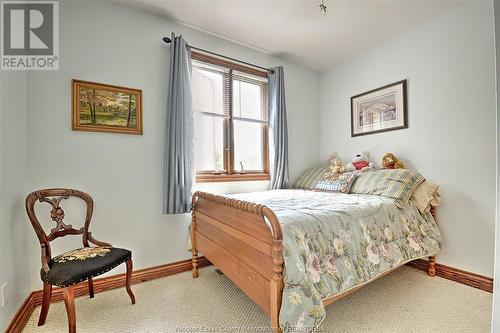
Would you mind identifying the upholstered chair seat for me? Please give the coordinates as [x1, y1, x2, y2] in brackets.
[41, 247, 132, 288]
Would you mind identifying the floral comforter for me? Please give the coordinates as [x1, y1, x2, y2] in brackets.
[231, 190, 441, 332]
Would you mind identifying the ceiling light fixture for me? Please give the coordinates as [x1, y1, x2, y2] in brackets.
[319, 0, 327, 15]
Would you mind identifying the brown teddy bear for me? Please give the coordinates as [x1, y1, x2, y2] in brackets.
[382, 153, 404, 169]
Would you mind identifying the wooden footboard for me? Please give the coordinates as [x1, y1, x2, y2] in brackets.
[191, 191, 284, 332]
[191, 191, 438, 332]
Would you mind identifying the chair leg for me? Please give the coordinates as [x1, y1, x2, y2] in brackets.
[62, 286, 76, 333]
[38, 282, 52, 326]
[88, 278, 94, 298]
[125, 258, 136, 304]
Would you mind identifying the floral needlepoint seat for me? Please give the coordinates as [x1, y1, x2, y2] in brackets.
[41, 246, 132, 288]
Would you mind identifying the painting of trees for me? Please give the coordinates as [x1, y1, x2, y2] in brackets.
[73, 80, 142, 135]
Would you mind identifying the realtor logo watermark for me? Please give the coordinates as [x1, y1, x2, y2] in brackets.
[1, 1, 59, 70]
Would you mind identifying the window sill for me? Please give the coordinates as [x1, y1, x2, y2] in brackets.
[196, 173, 270, 183]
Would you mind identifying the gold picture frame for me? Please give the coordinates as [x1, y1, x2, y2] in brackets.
[72, 79, 143, 135]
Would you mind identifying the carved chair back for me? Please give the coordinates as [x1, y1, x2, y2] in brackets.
[25, 188, 104, 273]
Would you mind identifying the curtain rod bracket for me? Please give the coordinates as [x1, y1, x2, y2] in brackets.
[162, 35, 274, 74]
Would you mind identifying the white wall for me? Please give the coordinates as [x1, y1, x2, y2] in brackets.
[0, 71, 32, 331]
[25, 1, 320, 288]
[320, 2, 496, 277]
[492, 0, 500, 329]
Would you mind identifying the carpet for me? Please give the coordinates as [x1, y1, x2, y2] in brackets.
[23, 266, 492, 332]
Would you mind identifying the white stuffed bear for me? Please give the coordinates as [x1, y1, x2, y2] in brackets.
[346, 152, 374, 172]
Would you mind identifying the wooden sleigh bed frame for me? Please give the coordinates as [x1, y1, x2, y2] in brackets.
[190, 191, 437, 333]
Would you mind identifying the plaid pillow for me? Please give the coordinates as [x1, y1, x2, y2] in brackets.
[315, 171, 358, 193]
[294, 162, 330, 190]
[350, 169, 425, 208]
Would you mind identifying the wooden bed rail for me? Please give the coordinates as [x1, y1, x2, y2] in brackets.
[191, 191, 284, 332]
[192, 191, 283, 239]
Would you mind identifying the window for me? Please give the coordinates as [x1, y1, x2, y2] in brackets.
[192, 52, 269, 182]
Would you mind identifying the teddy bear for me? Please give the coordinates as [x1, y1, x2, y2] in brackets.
[381, 153, 404, 169]
[327, 153, 345, 175]
[330, 158, 345, 175]
[346, 152, 374, 172]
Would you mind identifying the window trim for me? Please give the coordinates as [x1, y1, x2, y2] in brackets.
[192, 51, 270, 183]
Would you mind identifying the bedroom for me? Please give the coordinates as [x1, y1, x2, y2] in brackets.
[0, 0, 499, 332]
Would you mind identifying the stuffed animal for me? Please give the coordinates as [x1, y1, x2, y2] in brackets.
[381, 153, 404, 169]
[327, 153, 344, 175]
[346, 152, 374, 172]
[329, 158, 345, 175]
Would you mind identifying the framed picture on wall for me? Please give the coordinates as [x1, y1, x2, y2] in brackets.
[72, 79, 143, 135]
[351, 80, 407, 137]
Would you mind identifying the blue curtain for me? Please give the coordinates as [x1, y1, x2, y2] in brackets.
[268, 66, 290, 189]
[163, 34, 195, 214]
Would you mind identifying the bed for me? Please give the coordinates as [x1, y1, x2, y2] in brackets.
[190, 188, 441, 332]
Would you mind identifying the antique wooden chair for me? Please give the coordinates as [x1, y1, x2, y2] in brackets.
[25, 189, 135, 333]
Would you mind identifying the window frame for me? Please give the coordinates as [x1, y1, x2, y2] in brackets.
[192, 51, 270, 183]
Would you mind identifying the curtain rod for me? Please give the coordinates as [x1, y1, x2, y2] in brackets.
[162, 36, 274, 74]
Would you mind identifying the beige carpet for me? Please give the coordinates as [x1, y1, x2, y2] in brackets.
[23, 266, 491, 333]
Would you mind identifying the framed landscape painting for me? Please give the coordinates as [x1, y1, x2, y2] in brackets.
[351, 80, 407, 137]
[72, 79, 143, 135]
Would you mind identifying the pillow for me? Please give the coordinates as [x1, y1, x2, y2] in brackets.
[294, 162, 330, 190]
[350, 169, 425, 208]
[314, 171, 358, 193]
[410, 181, 441, 213]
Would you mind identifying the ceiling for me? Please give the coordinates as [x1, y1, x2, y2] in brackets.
[114, 0, 464, 71]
